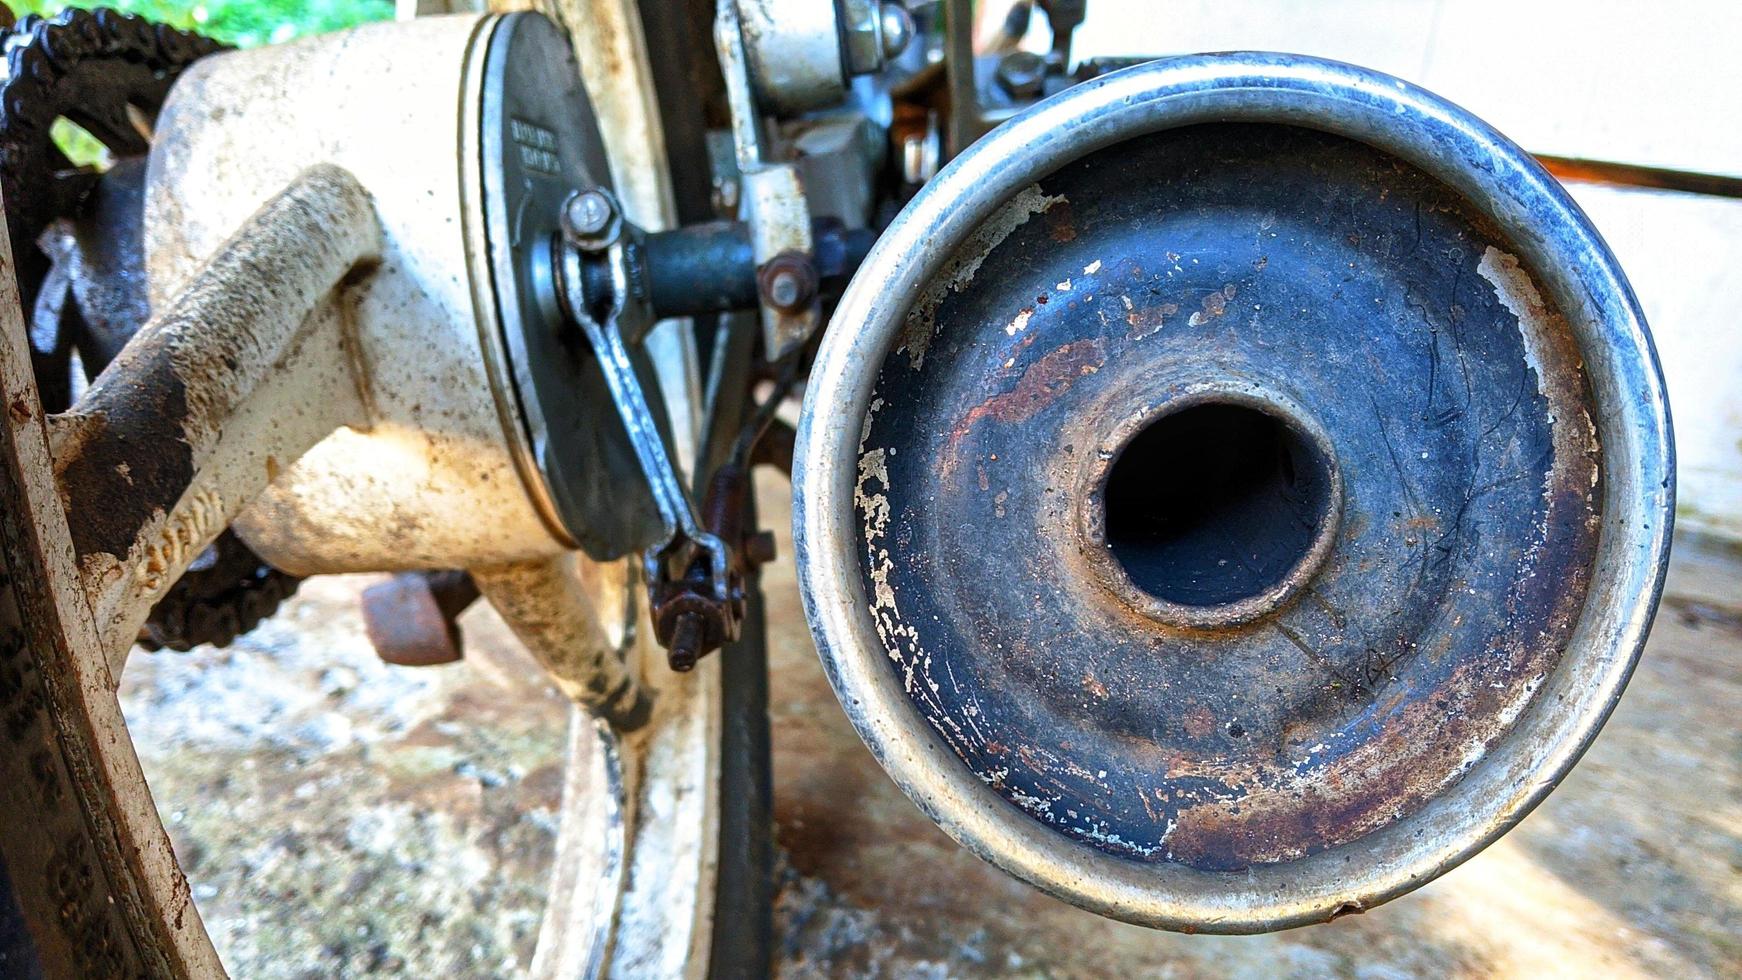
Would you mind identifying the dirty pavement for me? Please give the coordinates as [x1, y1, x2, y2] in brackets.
[120, 471, 1741, 978]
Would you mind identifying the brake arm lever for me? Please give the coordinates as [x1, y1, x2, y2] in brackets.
[554, 188, 745, 670]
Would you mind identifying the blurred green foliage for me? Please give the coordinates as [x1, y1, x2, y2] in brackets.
[13, 0, 394, 164]
[11, 0, 394, 48]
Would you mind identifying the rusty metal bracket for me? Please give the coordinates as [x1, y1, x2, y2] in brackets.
[361, 570, 480, 667]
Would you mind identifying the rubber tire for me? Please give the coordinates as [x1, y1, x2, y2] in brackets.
[709, 562, 775, 979]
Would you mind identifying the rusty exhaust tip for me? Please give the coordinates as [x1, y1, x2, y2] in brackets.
[829, 118, 1615, 878]
[834, 115, 1624, 876]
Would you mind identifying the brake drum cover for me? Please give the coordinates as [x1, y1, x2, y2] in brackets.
[795, 55, 1672, 930]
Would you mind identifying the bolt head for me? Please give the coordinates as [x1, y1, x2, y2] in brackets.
[758, 253, 818, 312]
[563, 188, 618, 246]
[995, 50, 1048, 98]
[768, 270, 801, 308]
[878, 2, 914, 60]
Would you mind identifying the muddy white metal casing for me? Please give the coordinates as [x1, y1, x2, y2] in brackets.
[140, 11, 726, 972]
[795, 55, 1674, 931]
[146, 14, 574, 574]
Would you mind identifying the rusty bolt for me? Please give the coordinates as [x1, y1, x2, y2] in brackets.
[667, 611, 705, 672]
[562, 187, 620, 249]
[361, 571, 479, 667]
[767, 271, 801, 308]
[654, 585, 736, 672]
[745, 530, 778, 567]
[757, 252, 818, 313]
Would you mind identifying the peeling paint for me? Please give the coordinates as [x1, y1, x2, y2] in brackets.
[897, 185, 1067, 370]
[1478, 246, 1602, 494]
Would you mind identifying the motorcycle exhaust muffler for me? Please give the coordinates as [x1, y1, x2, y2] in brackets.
[794, 54, 1672, 932]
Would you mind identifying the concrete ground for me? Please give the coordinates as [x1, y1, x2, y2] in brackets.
[121, 470, 1742, 977]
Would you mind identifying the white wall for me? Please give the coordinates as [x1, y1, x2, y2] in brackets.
[1569, 186, 1742, 540]
[1067, 0, 1742, 540]
[1071, 0, 1742, 177]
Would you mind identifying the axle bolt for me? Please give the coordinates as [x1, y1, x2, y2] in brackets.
[768, 271, 801, 307]
[562, 187, 620, 249]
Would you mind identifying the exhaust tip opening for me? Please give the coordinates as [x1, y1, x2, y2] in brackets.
[1098, 397, 1340, 624]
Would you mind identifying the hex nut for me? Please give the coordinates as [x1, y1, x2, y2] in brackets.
[995, 50, 1047, 98]
[562, 187, 620, 249]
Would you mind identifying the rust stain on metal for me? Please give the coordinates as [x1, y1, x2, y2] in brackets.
[949, 339, 1104, 447]
[1182, 705, 1215, 739]
[1045, 200, 1078, 242]
[1081, 672, 1109, 700]
[1186, 284, 1236, 326]
[53, 356, 194, 564]
[134, 488, 224, 595]
[1126, 300, 1177, 338]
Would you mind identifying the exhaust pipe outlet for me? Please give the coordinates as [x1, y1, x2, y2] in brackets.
[794, 54, 1673, 932]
